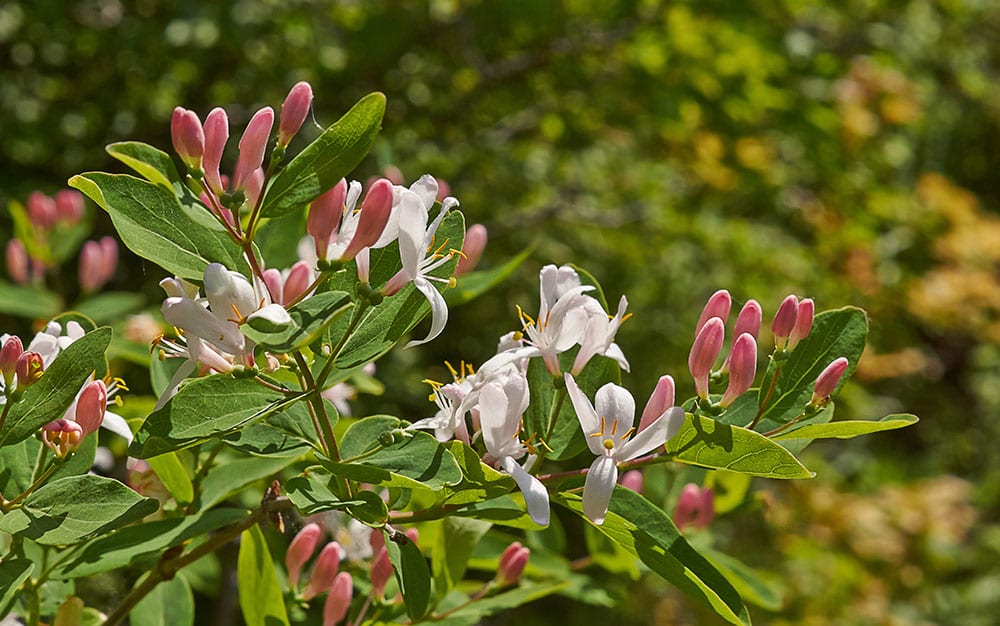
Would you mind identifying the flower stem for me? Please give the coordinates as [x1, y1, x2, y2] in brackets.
[293, 351, 340, 462]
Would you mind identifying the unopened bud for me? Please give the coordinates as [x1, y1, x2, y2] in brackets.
[202, 107, 229, 195]
[279, 81, 313, 147]
[55, 190, 85, 223]
[689, 318, 724, 399]
[1, 336, 23, 386]
[304, 542, 342, 601]
[27, 192, 57, 230]
[370, 547, 393, 599]
[787, 298, 814, 351]
[435, 178, 451, 202]
[284, 261, 314, 304]
[170, 107, 205, 169]
[733, 299, 762, 340]
[771, 295, 799, 350]
[42, 419, 84, 458]
[323, 572, 353, 625]
[720, 333, 757, 407]
[496, 542, 530, 586]
[638, 375, 675, 432]
[340, 179, 393, 261]
[262, 268, 284, 305]
[232, 107, 274, 192]
[619, 470, 644, 494]
[75, 380, 107, 437]
[309, 180, 348, 259]
[674, 483, 714, 531]
[811, 357, 849, 404]
[286, 522, 322, 589]
[454, 224, 488, 276]
[245, 168, 265, 210]
[16, 351, 44, 388]
[79, 240, 110, 293]
[6, 239, 30, 285]
[695, 289, 731, 336]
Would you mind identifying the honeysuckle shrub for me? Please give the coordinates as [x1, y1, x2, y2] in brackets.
[0, 85, 918, 626]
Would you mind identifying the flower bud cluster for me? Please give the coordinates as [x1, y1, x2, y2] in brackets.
[688, 290, 760, 407]
[284, 523, 355, 624]
[79, 236, 119, 293]
[674, 483, 715, 531]
[6, 189, 87, 286]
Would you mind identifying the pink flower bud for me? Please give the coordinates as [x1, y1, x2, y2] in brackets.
[340, 179, 393, 261]
[435, 178, 451, 202]
[75, 379, 107, 436]
[16, 351, 44, 388]
[203, 107, 229, 195]
[262, 268, 284, 305]
[170, 107, 205, 169]
[638, 375, 675, 432]
[689, 318, 724, 399]
[232, 107, 274, 191]
[55, 190, 85, 223]
[383, 166, 405, 185]
[323, 572, 353, 625]
[279, 81, 313, 147]
[787, 298, 814, 350]
[695, 289, 731, 336]
[619, 470, 644, 494]
[286, 523, 322, 589]
[496, 542, 529, 586]
[27, 192, 57, 230]
[1, 336, 23, 386]
[245, 168, 265, 209]
[284, 261, 314, 304]
[720, 333, 757, 407]
[455, 224, 487, 276]
[99, 236, 118, 282]
[79, 241, 103, 292]
[42, 418, 84, 458]
[771, 295, 799, 349]
[370, 548, 393, 599]
[674, 484, 714, 531]
[304, 542, 342, 601]
[308, 180, 348, 259]
[812, 357, 849, 404]
[733, 299, 762, 340]
[6, 239, 30, 284]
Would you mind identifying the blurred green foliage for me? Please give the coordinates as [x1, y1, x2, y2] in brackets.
[3, 0, 1000, 623]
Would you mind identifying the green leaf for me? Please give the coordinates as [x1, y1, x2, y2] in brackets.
[0, 559, 33, 616]
[771, 413, 918, 440]
[0, 474, 158, 545]
[456, 495, 545, 529]
[439, 440, 514, 505]
[69, 172, 248, 281]
[199, 455, 298, 510]
[704, 548, 784, 611]
[285, 471, 365, 516]
[339, 415, 400, 459]
[130, 375, 303, 457]
[106, 141, 181, 188]
[242, 291, 352, 353]
[0, 436, 96, 500]
[73, 292, 145, 324]
[0, 281, 62, 319]
[553, 488, 750, 626]
[0, 327, 112, 447]
[237, 524, 290, 626]
[430, 582, 568, 625]
[53, 508, 247, 579]
[130, 575, 195, 626]
[261, 92, 386, 218]
[432, 517, 491, 595]
[385, 530, 432, 620]
[667, 412, 813, 478]
[146, 452, 194, 505]
[445, 246, 533, 306]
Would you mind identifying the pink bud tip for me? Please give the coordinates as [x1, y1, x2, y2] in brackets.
[674, 483, 714, 531]
[202, 107, 230, 195]
[279, 81, 313, 147]
[232, 107, 274, 191]
[1, 336, 23, 383]
[370, 548, 393, 599]
[689, 318, 724, 399]
[341, 178, 393, 261]
[323, 572, 353, 625]
[638, 375, 675, 432]
[771, 295, 799, 348]
[27, 192, 58, 230]
[6, 239, 30, 285]
[308, 179, 348, 259]
[695, 289, 732, 336]
[720, 333, 757, 407]
[496, 542, 530, 586]
[171, 107, 205, 168]
[812, 357, 849, 403]
[619, 470, 644, 494]
[383, 166, 405, 185]
[787, 298, 814, 350]
[284, 261, 314, 304]
[455, 224, 487, 276]
[262, 268, 284, 305]
[16, 351, 44, 388]
[79, 241, 102, 292]
[42, 418, 85, 458]
[435, 178, 452, 202]
[304, 542, 342, 601]
[286, 523, 322, 589]
[55, 190, 85, 223]
[75, 379, 107, 437]
[733, 299, 763, 340]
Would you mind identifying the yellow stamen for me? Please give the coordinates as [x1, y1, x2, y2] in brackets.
[602, 438, 615, 450]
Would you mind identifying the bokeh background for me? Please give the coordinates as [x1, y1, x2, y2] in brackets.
[2, 1, 999, 624]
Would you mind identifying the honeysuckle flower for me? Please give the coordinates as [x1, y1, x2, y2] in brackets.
[28, 320, 85, 368]
[1, 335, 22, 388]
[571, 295, 631, 375]
[42, 419, 84, 458]
[202, 107, 229, 195]
[811, 357, 849, 405]
[720, 333, 757, 407]
[787, 297, 814, 351]
[565, 373, 685, 524]
[674, 483, 715, 531]
[15, 351, 43, 389]
[695, 289, 732, 336]
[771, 294, 799, 350]
[478, 370, 550, 526]
[410, 360, 478, 443]
[232, 107, 274, 192]
[278, 81, 313, 147]
[304, 542, 342, 601]
[496, 542, 530, 586]
[689, 318, 724, 399]
[302, 178, 394, 264]
[323, 572, 353, 625]
[170, 107, 205, 170]
[263, 261, 315, 306]
[637, 375, 674, 432]
[63, 377, 133, 443]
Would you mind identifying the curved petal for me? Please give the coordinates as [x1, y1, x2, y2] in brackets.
[594, 382, 635, 435]
[99, 410, 134, 444]
[153, 358, 198, 411]
[478, 382, 511, 457]
[583, 455, 618, 525]
[502, 456, 550, 526]
[618, 407, 686, 461]
[396, 190, 429, 278]
[406, 277, 448, 348]
[564, 373, 605, 456]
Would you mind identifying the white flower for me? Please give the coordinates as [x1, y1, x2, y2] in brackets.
[564, 373, 685, 524]
[410, 361, 477, 443]
[572, 295, 631, 375]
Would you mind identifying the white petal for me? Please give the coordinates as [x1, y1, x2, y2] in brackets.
[604, 343, 630, 372]
[594, 383, 635, 434]
[477, 346, 539, 380]
[397, 190, 429, 278]
[409, 174, 439, 210]
[478, 382, 511, 457]
[247, 303, 292, 327]
[564, 373, 604, 456]
[406, 277, 448, 348]
[583, 455, 618, 525]
[618, 407, 686, 461]
[154, 359, 198, 411]
[99, 410, 134, 444]
[502, 456, 550, 526]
